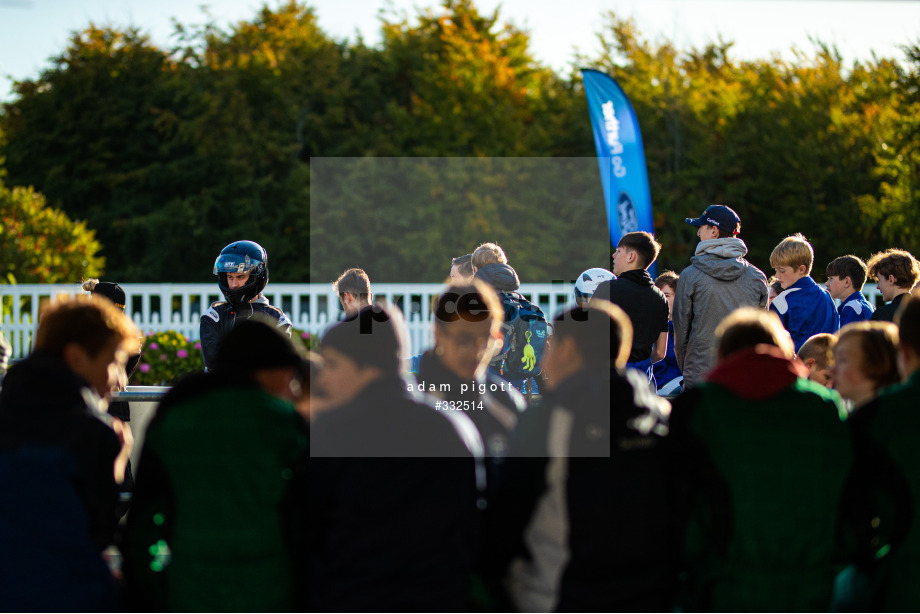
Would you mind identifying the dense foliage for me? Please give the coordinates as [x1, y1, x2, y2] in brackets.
[1, 0, 917, 284]
[131, 328, 317, 385]
[0, 178, 104, 283]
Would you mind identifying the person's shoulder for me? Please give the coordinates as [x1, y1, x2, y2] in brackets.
[676, 264, 703, 285]
[842, 292, 871, 315]
[258, 302, 288, 318]
[797, 277, 835, 307]
[876, 373, 920, 410]
[255, 302, 292, 328]
[785, 377, 848, 416]
[201, 301, 228, 323]
[742, 258, 768, 279]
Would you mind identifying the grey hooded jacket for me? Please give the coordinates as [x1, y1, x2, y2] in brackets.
[672, 238, 768, 386]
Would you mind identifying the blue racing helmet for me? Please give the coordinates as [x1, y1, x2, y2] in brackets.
[214, 240, 269, 305]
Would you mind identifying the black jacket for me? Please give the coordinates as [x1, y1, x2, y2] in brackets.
[595, 269, 670, 363]
[0, 352, 121, 549]
[870, 292, 908, 323]
[0, 352, 121, 611]
[199, 296, 292, 371]
[484, 368, 678, 611]
[415, 350, 526, 493]
[308, 375, 485, 611]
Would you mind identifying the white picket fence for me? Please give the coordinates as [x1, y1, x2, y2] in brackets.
[0, 282, 577, 359]
[0, 281, 884, 360]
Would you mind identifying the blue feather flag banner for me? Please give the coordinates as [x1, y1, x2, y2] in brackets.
[581, 69, 656, 273]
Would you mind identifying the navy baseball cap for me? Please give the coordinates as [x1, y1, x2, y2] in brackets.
[685, 205, 741, 233]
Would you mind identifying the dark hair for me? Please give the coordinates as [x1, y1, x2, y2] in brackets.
[334, 268, 371, 301]
[826, 255, 868, 290]
[716, 227, 736, 239]
[768, 277, 784, 297]
[35, 294, 140, 360]
[434, 281, 503, 335]
[715, 307, 794, 360]
[553, 300, 632, 368]
[654, 270, 679, 291]
[867, 249, 920, 289]
[451, 254, 473, 278]
[897, 295, 920, 356]
[617, 231, 661, 270]
[837, 321, 900, 391]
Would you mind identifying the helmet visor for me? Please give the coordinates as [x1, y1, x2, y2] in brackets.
[214, 253, 263, 275]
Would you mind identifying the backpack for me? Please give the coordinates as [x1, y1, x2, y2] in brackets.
[496, 292, 549, 380]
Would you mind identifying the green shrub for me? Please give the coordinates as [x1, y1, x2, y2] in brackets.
[132, 330, 203, 386]
[130, 328, 318, 386]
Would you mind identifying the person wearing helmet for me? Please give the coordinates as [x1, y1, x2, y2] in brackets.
[200, 241, 292, 371]
[573, 267, 615, 307]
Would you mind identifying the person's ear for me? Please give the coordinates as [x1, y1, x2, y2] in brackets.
[804, 357, 817, 370]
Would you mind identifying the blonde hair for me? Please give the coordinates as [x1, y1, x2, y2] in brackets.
[797, 333, 837, 370]
[770, 233, 814, 274]
[471, 242, 507, 270]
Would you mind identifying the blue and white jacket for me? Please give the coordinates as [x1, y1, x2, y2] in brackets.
[769, 276, 839, 351]
[838, 290, 875, 328]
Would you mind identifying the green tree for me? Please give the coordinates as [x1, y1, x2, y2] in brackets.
[0, 180, 104, 283]
[855, 48, 920, 256]
[586, 16, 884, 275]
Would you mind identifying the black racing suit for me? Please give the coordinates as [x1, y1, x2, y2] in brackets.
[199, 296, 292, 371]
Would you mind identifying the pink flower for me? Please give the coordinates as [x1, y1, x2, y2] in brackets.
[149, 342, 159, 350]
[177, 349, 188, 359]
[159, 354, 168, 361]
[302, 331, 311, 339]
[139, 363, 151, 373]
[194, 342, 201, 350]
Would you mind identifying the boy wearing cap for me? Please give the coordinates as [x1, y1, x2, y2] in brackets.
[825, 255, 875, 327]
[768, 233, 839, 351]
[672, 205, 769, 387]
